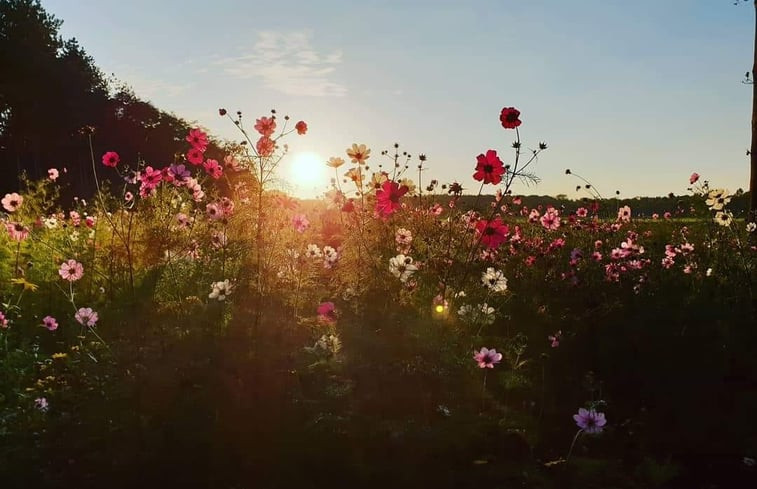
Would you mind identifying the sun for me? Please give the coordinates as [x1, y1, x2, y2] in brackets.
[288, 151, 327, 193]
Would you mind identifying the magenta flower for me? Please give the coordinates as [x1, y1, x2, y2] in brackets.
[375, 180, 409, 218]
[689, 172, 700, 185]
[317, 302, 337, 323]
[42, 316, 58, 331]
[473, 347, 503, 369]
[186, 128, 209, 151]
[59, 260, 84, 282]
[75, 307, 98, 327]
[0, 311, 8, 328]
[101, 151, 120, 168]
[573, 408, 607, 434]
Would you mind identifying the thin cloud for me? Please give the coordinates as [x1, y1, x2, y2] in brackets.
[217, 31, 346, 97]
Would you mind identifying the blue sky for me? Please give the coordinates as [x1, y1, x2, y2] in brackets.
[44, 0, 754, 198]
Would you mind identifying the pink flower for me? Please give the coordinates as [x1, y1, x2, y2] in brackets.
[573, 408, 607, 434]
[59, 260, 84, 282]
[475, 217, 509, 249]
[48, 168, 59, 181]
[292, 214, 310, 233]
[254, 116, 277, 137]
[548, 330, 562, 348]
[2, 193, 23, 212]
[187, 147, 204, 166]
[203, 159, 223, 179]
[295, 120, 308, 135]
[186, 128, 209, 151]
[375, 180, 409, 218]
[34, 397, 49, 412]
[0, 311, 8, 328]
[139, 166, 163, 190]
[617, 205, 631, 222]
[102, 151, 120, 168]
[689, 172, 700, 185]
[256, 136, 275, 157]
[42, 316, 58, 331]
[540, 207, 561, 231]
[576, 207, 588, 218]
[75, 307, 98, 327]
[473, 347, 503, 369]
[317, 302, 336, 323]
[125, 192, 134, 202]
[206, 203, 223, 220]
[6, 222, 29, 241]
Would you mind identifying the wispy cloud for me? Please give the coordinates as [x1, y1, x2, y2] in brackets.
[217, 31, 346, 97]
[111, 69, 191, 99]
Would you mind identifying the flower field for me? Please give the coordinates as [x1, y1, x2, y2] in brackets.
[1, 107, 756, 489]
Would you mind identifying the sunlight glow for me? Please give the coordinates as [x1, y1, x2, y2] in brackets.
[288, 152, 327, 195]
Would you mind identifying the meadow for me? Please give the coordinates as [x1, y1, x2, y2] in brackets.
[0, 107, 755, 489]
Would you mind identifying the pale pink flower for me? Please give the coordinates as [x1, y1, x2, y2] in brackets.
[48, 168, 59, 181]
[206, 203, 223, 220]
[74, 307, 98, 327]
[292, 214, 310, 233]
[473, 347, 503, 369]
[6, 222, 29, 241]
[2, 193, 23, 212]
[617, 205, 631, 222]
[540, 207, 561, 231]
[42, 316, 58, 331]
[59, 260, 84, 282]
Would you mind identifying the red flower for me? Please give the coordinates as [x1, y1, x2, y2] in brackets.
[186, 128, 209, 151]
[375, 180, 409, 218]
[499, 107, 522, 129]
[256, 136, 275, 157]
[475, 217, 509, 249]
[295, 120, 308, 135]
[102, 151, 120, 168]
[473, 150, 505, 185]
[187, 148, 204, 166]
[254, 116, 276, 137]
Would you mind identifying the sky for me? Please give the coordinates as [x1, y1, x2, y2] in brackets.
[43, 0, 755, 199]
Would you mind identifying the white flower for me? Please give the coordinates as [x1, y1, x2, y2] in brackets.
[209, 279, 234, 301]
[305, 244, 322, 259]
[389, 254, 418, 283]
[314, 334, 342, 355]
[747, 222, 756, 233]
[706, 268, 713, 277]
[457, 302, 496, 326]
[705, 189, 731, 210]
[323, 246, 338, 268]
[43, 217, 58, 229]
[714, 211, 732, 227]
[481, 267, 508, 293]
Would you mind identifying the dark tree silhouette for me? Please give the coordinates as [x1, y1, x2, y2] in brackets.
[736, 0, 757, 221]
[0, 0, 221, 198]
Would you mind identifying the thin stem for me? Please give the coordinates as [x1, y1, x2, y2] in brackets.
[566, 429, 583, 463]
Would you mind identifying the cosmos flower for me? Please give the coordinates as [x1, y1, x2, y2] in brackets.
[499, 107, 522, 129]
[346, 143, 371, 164]
[1, 193, 23, 213]
[75, 307, 99, 327]
[473, 347, 503, 368]
[101, 151, 120, 168]
[473, 150, 505, 185]
[573, 408, 607, 434]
